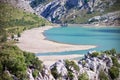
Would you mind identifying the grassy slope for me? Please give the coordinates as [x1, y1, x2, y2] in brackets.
[0, 3, 50, 39]
[0, 3, 47, 79]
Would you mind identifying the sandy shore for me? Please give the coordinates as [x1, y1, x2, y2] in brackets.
[38, 54, 83, 66]
[16, 26, 96, 66]
[16, 26, 96, 53]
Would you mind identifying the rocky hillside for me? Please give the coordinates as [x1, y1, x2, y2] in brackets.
[0, 1, 50, 79]
[0, 0, 50, 43]
[88, 11, 120, 26]
[1, 46, 119, 80]
[0, 0, 34, 13]
[27, 49, 120, 80]
[31, 0, 120, 24]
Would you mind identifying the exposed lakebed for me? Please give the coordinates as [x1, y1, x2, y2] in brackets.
[36, 26, 120, 56]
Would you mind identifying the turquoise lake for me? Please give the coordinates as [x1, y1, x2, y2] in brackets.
[36, 25, 120, 56]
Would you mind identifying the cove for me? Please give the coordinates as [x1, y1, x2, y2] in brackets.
[36, 25, 120, 56]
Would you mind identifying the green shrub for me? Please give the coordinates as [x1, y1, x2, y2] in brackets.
[0, 46, 27, 79]
[17, 32, 21, 37]
[111, 57, 120, 67]
[41, 23, 45, 26]
[23, 52, 43, 71]
[11, 34, 14, 39]
[90, 52, 99, 57]
[1, 71, 13, 80]
[1, 35, 7, 42]
[99, 70, 109, 80]
[67, 71, 74, 80]
[32, 69, 39, 78]
[0, 45, 43, 80]
[103, 49, 116, 56]
[0, 62, 3, 73]
[51, 66, 60, 79]
[65, 60, 79, 71]
[110, 49, 116, 56]
[82, 60, 86, 66]
[109, 66, 119, 79]
[78, 73, 89, 80]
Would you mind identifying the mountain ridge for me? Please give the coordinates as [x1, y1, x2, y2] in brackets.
[31, 0, 120, 25]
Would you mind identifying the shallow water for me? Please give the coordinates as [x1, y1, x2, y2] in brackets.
[36, 25, 120, 56]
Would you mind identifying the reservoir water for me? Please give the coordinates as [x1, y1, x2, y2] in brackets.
[37, 25, 120, 56]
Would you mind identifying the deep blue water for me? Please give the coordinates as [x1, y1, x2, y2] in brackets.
[36, 26, 120, 56]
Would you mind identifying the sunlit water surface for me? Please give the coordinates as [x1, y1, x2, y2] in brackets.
[36, 25, 120, 56]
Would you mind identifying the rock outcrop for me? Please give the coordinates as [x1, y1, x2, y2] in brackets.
[31, 0, 117, 23]
[27, 50, 119, 80]
[27, 66, 55, 80]
[88, 11, 120, 26]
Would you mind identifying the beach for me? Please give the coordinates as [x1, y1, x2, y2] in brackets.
[16, 26, 96, 65]
[16, 26, 96, 53]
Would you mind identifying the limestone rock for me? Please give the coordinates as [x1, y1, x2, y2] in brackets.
[31, 0, 116, 23]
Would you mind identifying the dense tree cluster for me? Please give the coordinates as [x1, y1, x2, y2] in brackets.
[0, 44, 43, 80]
[103, 49, 120, 80]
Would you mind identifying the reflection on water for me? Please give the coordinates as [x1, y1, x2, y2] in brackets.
[91, 29, 120, 33]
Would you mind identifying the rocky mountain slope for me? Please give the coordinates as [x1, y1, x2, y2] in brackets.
[0, 0, 34, 13]
[0, 1, 50, 80]
[26, 49, 120, 80]
[0, 44, 120, 80]
[31, 0, 120, 25]
[88, 11, 120, 26]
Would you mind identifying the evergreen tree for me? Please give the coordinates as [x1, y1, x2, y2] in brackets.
[78, 73, 89, 80]
[11, 34, 14, 39]
[99, 70, 109, 80]
[1, 33, 7, 42]
[109, 66, 119, 79]
[17, 32, 21, 37]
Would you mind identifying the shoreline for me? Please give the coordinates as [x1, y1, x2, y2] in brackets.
[68, 24, 120, 28]
[16, 26, 96, 53]
[16, 25, 96, 66]
[38, 54, 84, 67]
